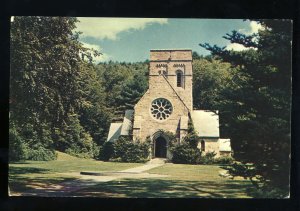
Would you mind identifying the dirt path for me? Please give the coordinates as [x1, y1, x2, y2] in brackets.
[17, 162, 166, 196]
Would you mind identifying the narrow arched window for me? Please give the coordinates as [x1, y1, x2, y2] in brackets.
[176, 70, 183, 87]
[201, 140, 205, 151]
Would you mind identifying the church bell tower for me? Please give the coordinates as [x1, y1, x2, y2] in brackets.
[149, 49, 193, 111]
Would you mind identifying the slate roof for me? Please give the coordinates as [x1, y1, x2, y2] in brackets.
[191, 110, 220, 137]
[120, 110, 134, 136]
[107, 110, 134, 142]
[219, 139, 232, 152]
[107, 123, 122, 142]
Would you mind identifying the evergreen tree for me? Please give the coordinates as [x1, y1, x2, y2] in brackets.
[96, 61, 148, 121]
[200, 20, 292, 192]
[115, 72, 148, 113]
[78, 63, 113, 146]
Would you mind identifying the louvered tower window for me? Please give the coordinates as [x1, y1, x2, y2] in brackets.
[176, 70, 183, 87]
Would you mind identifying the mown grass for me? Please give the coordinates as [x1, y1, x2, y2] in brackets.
[9, 152, 257, 198]
[74, 164, 256, 198]
[9, 151, 143, 194]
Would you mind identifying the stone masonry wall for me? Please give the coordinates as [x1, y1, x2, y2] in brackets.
[133, 50, 192, 144]
[197, 138, 221, 157]
[133, 76, 189, 142]
[150, 50, 192, 61]
[149, 50, 193, 111]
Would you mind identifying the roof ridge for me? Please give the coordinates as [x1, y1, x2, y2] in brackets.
[133, 89, 149, 110]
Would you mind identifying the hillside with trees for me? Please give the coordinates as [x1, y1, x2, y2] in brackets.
[9, 17, 149, 160]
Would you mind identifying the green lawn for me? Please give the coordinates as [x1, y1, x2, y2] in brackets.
[9, 151, 143, 194]
[74, 164, 256, 198]
[9, 152, 257, 198]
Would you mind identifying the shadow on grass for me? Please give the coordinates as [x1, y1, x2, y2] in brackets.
[8, 165, 259, 198]
[9, 166, 50, 175]
[9, 162, 28, 165]
[9, 166, 76, 195]
[73, 178, 256, 198]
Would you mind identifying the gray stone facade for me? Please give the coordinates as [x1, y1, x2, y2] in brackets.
[107, 49, 232, 159]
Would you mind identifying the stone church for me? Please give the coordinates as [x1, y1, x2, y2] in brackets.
[107, 49, 231, 159]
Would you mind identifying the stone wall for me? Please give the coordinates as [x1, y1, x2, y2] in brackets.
[150, 49, 192, 61]
[133, 50, 193, 142]
[133, 77, 189, 142]
[197, 138, 221, 157]
[149, 50, 193, 111]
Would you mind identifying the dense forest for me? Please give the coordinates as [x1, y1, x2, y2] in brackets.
[9, 17, 291, 194]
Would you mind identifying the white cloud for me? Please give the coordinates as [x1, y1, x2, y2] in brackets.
[227, 21, 263, 51]
[81, 42, 111, 63]
[225, 43, 249, 51]
[238, 21, 264, 35]
[249, 21, 264, 34]
[81, 42, 102, 51]
[226, 43, 257, 52]
[76, 17, 168, 40]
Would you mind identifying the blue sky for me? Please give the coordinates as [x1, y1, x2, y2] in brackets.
[75, 18, 262, 63]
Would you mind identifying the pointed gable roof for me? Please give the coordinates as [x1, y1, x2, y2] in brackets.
[120, 110, 134, 135]
[107, 123, 122, 142]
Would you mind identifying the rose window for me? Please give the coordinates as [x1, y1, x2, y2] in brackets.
[150, 98, 173, 120]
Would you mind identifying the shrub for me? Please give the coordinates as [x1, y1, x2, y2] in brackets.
[184, 133, 200, 148]
[171, 142, 202, 164]
[9, 123, 57, 161]
[199, 151, 217, 164]
[9, 127, 28, 161]
[99, 141, 114, 161]
[27, 146, 57, 161]
[214, 156, 234, 165]
[65, 142, 99, 159]
[62, 125, 100, 159]
[100, 136, 151, 163]
[170, 127, 202, 164]
[248, 186, 289, 198]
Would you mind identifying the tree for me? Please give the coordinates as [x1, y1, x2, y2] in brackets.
[115, 71, 148, 112]
[200, 20, 292, 193]
[10, 17, 101, 160]
[78, 62, 113, 146]
[96, 61, 148, 121]
[192, 57, 232, 110]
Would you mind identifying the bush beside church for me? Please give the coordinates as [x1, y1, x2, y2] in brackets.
[99, 136, 151, 163]
[100, 131, 233, 165]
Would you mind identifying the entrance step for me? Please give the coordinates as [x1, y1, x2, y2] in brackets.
[147, 158, 167, 165]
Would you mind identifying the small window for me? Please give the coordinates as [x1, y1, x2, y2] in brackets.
[201, 140, 205, 151]
[176, 70, 183, 87]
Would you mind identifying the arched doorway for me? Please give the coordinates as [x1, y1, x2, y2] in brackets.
[155, 136, 167, 158]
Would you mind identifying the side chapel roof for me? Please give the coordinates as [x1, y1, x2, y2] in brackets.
[120, 110, 134, 135]
[191, 110, 220, 137]
[107, 123, 122, 142]
[107, 110, 134, 142]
